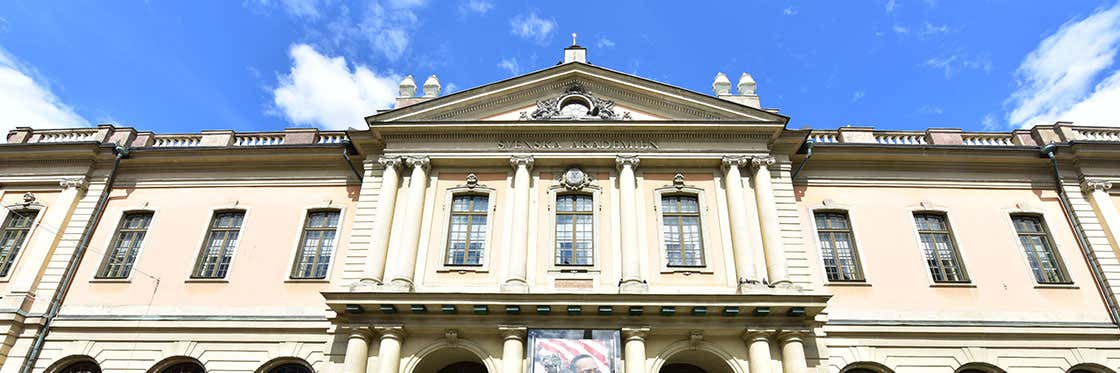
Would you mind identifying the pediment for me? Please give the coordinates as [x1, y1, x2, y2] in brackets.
[366, 62, 787, 124]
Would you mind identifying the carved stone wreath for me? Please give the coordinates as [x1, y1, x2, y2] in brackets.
[529, 85, 623, 120]
[559, 167, 593, 191]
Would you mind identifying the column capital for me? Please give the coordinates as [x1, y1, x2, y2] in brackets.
[750, 156, 776, 170]
[775, 330, 808, 344]
[339, 324, 374, 338]
[58, 177, 88, 191]
[741, 329, 776, 342]
[498, 325, 528, 340]
[375, 324, 407, 340]
[510, 155, 535, 170]
[616, 155, 640, 170]
[621, 326, 650, 341]
[1082, 178, 1113, 193]
[721, 155, 751, 169]
[406, 156, 430, 171]
[378, 156, 403, 170]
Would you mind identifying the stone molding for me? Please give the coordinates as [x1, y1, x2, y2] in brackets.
[406, 156, 431, 171]
[59, 177, 88, 191]
[750, 156, 776, 170]
[375, 324, 407, 340]
[615, 155, 640, 170]
[509, 155, 535, 171]
[498, 325, 528, 340]
[741, 329, 776, 342]
[378, 156, 403, 170]
[721, 155, 751, 169]
[621, 327, 650, 341]
[1082, 178, 1113, 193]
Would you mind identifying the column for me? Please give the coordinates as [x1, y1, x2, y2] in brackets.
[375, 326, 406, 373]
[751, 156, 790, 286]
[742, 330, 772, 373]
[362, 156, 403, 286]
[500, 326, 527, 373]
[777, 331, 808, 373]
[1084, 179, 1120, 248]
[617, 155, 647, 293]
[7, 178, 86, 298]
[342, 329, 372, 373]
[722, 156, 760, 289]
[621, 327, 649, 373]
[502, 156, 533, 293]
[384, 156, 430, 291]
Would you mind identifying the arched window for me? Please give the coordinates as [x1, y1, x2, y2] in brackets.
[0, 209, 38, 277]
[57, 361, 100, 373]
[267, 363, 312, 373]
[291, 209, 341, 279]
[555, 194, 593, 265]
[446, 194, 489, 266]
[161, 362, 205, 373]
[192, 210, 246, 278]
[661, 194, 704, 267]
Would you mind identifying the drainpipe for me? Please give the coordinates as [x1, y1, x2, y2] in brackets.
[1041, 144, 1120, 325]
[790, 140, 814, 180]
[20, 145, 129, 373]
[341, 140, 364, 182]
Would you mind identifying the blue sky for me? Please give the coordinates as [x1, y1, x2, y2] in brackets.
[1, 1, 1120, 134]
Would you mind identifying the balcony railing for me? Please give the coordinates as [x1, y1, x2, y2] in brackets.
[234, 134, 285, 146]
[152, 135, 203, 147]
[874, 132, 927, 145]
[961, 133, 1015, 146]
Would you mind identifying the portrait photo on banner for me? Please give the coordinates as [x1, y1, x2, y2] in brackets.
[527, 329, 622, 373]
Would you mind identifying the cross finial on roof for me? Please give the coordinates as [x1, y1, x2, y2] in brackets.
[572, 32, 577, 46]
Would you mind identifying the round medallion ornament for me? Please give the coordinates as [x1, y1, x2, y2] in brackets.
[561, 167, 591, 190]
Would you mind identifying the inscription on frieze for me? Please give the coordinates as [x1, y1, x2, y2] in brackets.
[496, 139, 659, 151]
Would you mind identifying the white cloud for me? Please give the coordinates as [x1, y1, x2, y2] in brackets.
[892, 25, 910, 35]
[596, 37, 615, 48]
[0, 46, 87, 135]
[510, 12, 556, 45]
[497, 58, 519, 76]
[272, 44, 397, 130]
[918, 105, 944, 115]
[851, 91, 865, 102]
[922, 53, 991, 78]
[783, 7, 798, 16]
[1006, 3, 1120, 128]
[919, 22, 951, 38]
[981, 113, 998, 131]
[250, 0, 326, 19]
[355, 1, 422, 61]
[885, 0, 897, 13]
[459, 0, 492, 15]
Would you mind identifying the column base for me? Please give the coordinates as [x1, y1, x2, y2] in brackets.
[737, 282, 770, 294]
[381, 279, 414, 292]
[619, 281, 648, 294]
[349, 279, 381, 292]
[500, 280, 529, 293]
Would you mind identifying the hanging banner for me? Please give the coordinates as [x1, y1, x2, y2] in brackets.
[527, 329, 622, 373]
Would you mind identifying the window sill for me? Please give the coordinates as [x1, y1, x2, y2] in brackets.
[90, 278, 131, 283]
[285, 278, 329, 283]
[1035, 283, 1078, 289]
[185, 278, 229, 283]
[929, 282, 976, 288]
[436, 266, 489, 274]
[824, 281, 871, 287]
[660, 267, 714, 275]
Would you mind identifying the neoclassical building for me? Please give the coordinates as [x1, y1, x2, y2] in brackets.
[3, 45, 1120, 373]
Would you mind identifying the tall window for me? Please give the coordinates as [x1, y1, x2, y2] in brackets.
[662, 195, 704, 267]
[291, 210, 340, 279]
[914, 213, 968, 282]
[192, 210, 244, 278]
[96, 212, 153, 278]
[814, 211, 864, 281]
[446, 195, 488, 265]
[0, 210, 37, 277]
[1012, 215, 1070, 283]
[555, 194, 593, 265]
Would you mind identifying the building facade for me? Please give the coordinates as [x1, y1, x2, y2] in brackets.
[2, 46, 1120, 373]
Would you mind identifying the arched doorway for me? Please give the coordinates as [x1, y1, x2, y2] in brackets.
[413, 347, 488, 373]
[840, 362, 894, 373]
[267, 363, 312, 373]
[658, 349, 735, 373]
[159, 362, 205, 373]
[56, 361, 101, 373]
[956, 363, 1005, 373]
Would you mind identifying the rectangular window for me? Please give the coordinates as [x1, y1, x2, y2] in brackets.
[914, 213, 968, 282]
[1012, 215, 1070, 284]
[814, 211, 864, 281]
[555, 194, 594, 265]
[291, 210, 340, 279]
[192, 210, 244, 278]
[96, 212, 153, 279]
[662, 195, 704, 267]
[0, 210, 38, 277]
[446, 195, 488, 265]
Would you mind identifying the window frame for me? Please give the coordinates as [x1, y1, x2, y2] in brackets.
[545, 182, 604, 274]
[190, 208, 248, 280]
[811, 209, 866, 282]
[94, 210, 156, 280]
[0, 207, 43, 280]
[910, 211, 971, 284]
[288, 207, 345, 280]
[553, 192, 596, 267]
[653, 186, 712, 271]
[444, 193, 491, 267]
[1008, 213, 1072, 285]
[435, 185, 497, 273]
